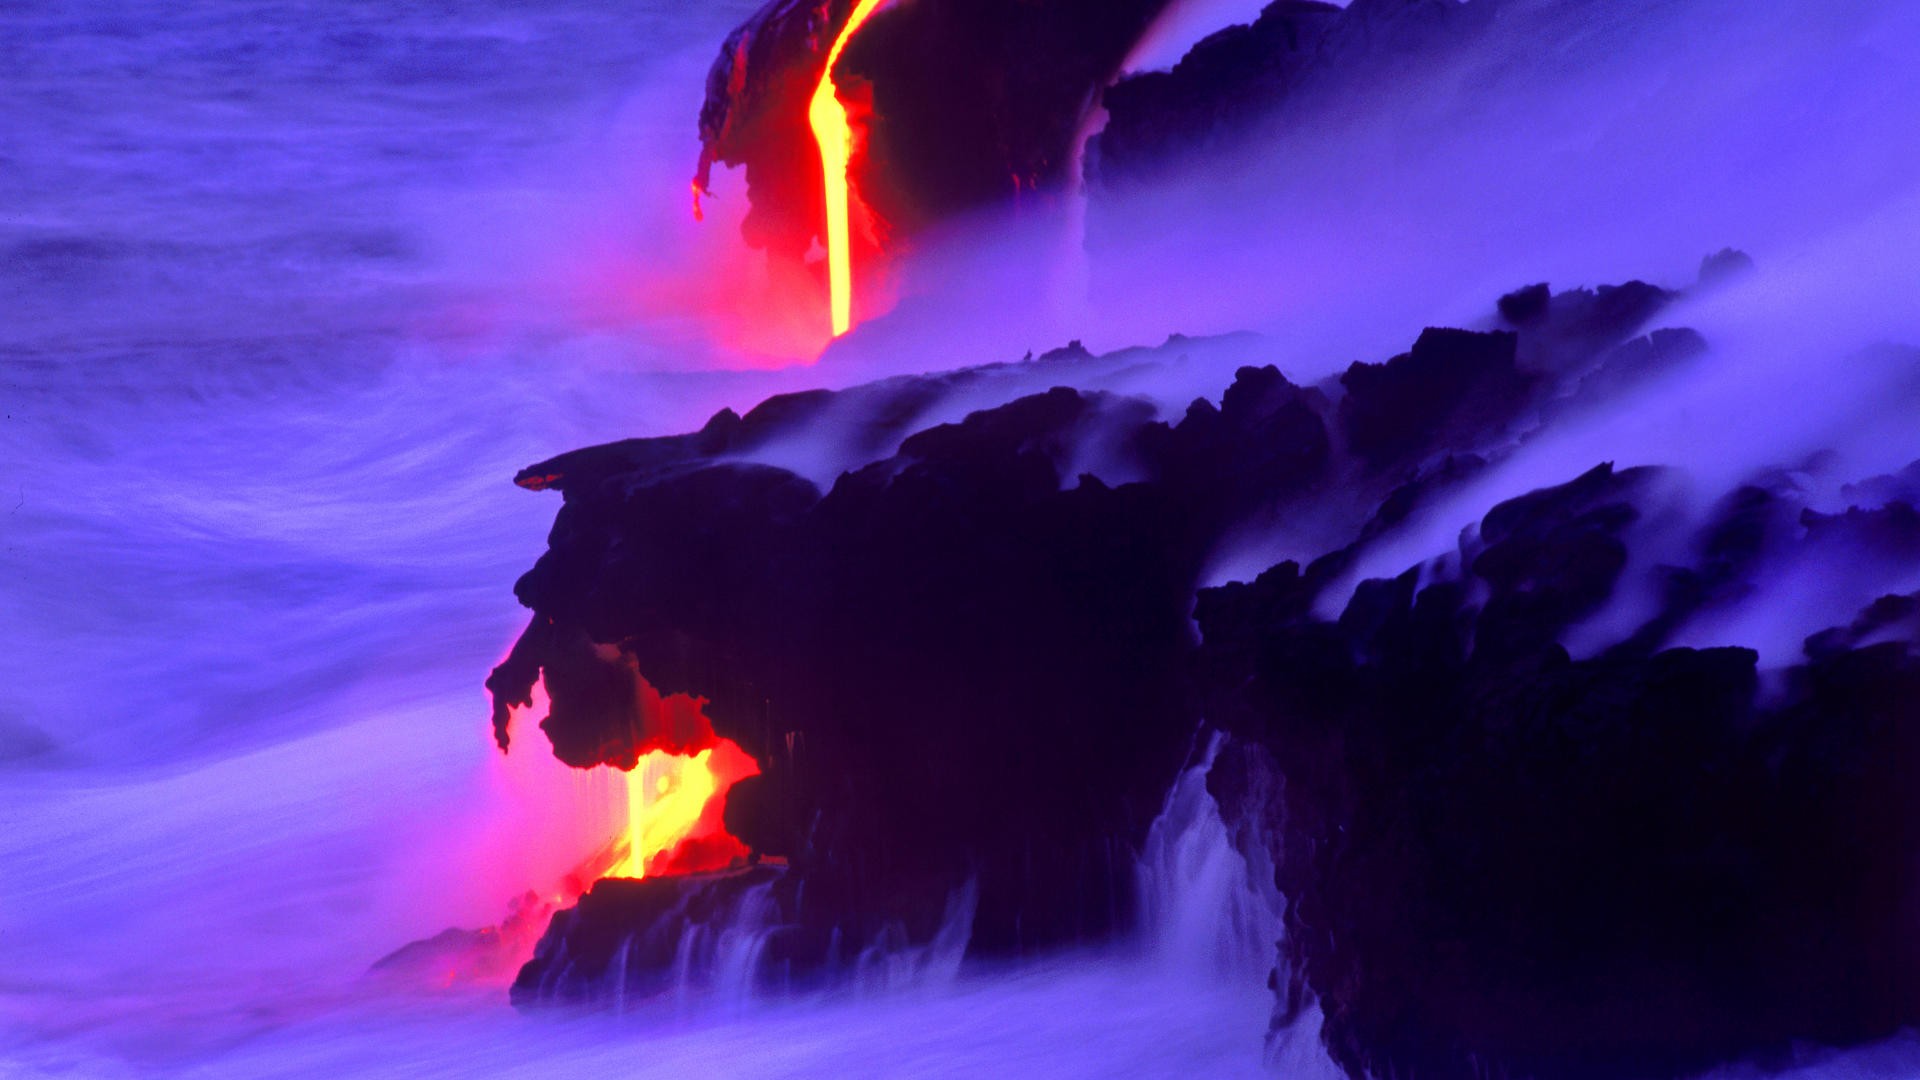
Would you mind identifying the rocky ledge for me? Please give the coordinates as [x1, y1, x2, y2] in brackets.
[485, 253, 1920, 1074]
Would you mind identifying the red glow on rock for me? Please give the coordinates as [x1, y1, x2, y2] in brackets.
[425, 652, 765, 995]
[518, 667, 759, 883]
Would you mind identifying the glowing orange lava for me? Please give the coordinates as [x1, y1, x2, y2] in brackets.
[606, 739, 759, 879]
[808, 0, 888, 338]
[493, 661, 760, 891]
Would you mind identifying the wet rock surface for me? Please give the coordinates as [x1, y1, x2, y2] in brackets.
[493, 269, 1920, 1076]
[512, 867, 793, 1007]
[1093, 0, 1495, 186]
[1195, 468, 1920, 1080]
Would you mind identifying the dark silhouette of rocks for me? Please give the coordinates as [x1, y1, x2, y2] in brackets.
[1498, 282, 1551, 325]
[696, 0, 1177, 259]
[1338, 327, 1527, 467]
[1196, 466, 1920, 1079]
[513, 868, 794, 1006]
[491, 272, 1919, 1077]
[1094, 0, 1494, 186]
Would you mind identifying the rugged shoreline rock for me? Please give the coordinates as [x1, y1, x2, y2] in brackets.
[1194, 468, 1920, 1079]
[491, 256, 1920, 1075]
[1093, 0, 1496, 188]
[504, 276, 1668, 968]
[696, 0, 1179, 258]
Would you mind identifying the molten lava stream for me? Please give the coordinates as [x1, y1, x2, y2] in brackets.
[808, 0, 888, 338]
[494, 667, 759, 888]
[607, 739, 758, 879]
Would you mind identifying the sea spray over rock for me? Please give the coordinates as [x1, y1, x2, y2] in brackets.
[1136, 731, 1283, 984]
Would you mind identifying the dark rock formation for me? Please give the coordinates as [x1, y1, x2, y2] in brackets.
[498, 382, 1237, 960]
[492, 260, 1920, 1076]
[1337, 326, 1527, 467]
[697, 0, 1577, 258]
[1497, 282, 1551, 325]
[695, 0, 1179, 259]
[694, 0, 828, 259]
[513, 867, 798, 1006]
[1195, 466, 1920, 1080]
[837, 0, 1173, 228]
[1093, 0, 1495, 186]
[495, 274, 1687, 1004]
[512, 863, 979, 1007]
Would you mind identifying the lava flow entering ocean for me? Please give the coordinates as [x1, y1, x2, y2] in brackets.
[808, 0, 888, 338]
[607, 739, 759, 879]
[504, 670, 759, 886]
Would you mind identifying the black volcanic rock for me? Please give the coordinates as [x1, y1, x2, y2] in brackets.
[1094, 0, 1493, 185]
[1337, 327, 1527, 467]
[513, 868, 799, 1006]
[498, 388, 1196, 962]
[1497, 282, 1551, 325]
[1800, 500, 1920, 561]
[1519, 281, 1676, 371]
[838, 0, 1174, 228]
[495, 281, 1693, 974]
[696, 0, 1179, 257]
[1569, 326, 1708, 401]
[1095, 1, 1344, 180]
[1195, 470, 1920, 1080]
[490, 273, 1919, 1077]
[1135, 362, 1333, 530]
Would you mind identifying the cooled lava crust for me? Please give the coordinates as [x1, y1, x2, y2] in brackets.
[491, 260, 1919, 1076]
